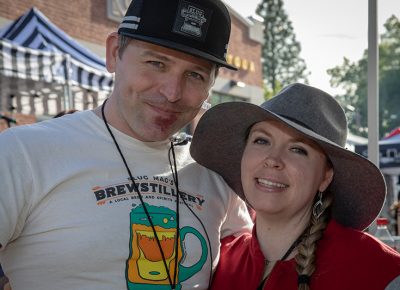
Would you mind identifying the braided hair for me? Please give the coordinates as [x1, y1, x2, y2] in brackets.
[295, 191, 333, 290]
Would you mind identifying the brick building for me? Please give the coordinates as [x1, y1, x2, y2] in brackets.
[0, 0, 264, 131]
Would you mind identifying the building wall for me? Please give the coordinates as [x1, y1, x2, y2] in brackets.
[0, 0, 116, 45]
[221, 15, 263, 87]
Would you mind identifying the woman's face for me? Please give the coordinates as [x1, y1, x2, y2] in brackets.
[241, 119, 334, 221]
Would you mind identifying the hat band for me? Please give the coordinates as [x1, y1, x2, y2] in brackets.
[278, 113, 313, 131]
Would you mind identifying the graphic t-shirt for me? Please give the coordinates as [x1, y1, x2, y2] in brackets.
[0, 110, 253, 290]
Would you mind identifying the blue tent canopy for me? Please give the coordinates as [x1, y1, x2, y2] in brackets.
[355, 132, 400, 169]
[0, 7, 107, 70]
[0, 7, 113, 99]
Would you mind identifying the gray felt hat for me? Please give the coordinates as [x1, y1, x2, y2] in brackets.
[190, 83, 386, 230]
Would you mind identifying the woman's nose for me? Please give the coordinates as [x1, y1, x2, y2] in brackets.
[263, 153, 283, 169]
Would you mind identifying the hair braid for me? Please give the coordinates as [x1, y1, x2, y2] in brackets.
[295, 192, 333, 290]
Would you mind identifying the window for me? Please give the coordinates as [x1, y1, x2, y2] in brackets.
[209, 92, 247, 106]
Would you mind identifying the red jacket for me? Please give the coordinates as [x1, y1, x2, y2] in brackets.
[211, 220, 400, 290]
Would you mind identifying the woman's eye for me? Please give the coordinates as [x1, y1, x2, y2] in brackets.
[291, 147, 308, 156]
[253, 137, 269, 145]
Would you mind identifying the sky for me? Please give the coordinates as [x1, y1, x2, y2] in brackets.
[225, 0, 400, 94]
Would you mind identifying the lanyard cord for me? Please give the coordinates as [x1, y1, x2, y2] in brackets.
[258, 228, 308, 290]
[168, 137, 214, 288]
[168, 142, 180, 287]
[101, 99, 176, 289]
[280, 231, 304, 261]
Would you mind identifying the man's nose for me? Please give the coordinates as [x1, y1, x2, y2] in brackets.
[159, 74, 183, 103]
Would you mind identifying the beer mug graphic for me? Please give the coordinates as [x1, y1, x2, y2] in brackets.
[126, 203, 208, 290]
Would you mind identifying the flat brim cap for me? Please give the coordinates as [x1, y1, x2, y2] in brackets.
[191, 101, 386, 231]
[119, 0, 236, 70]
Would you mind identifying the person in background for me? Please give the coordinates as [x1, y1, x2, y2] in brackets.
[390, 201, 400, 235]
[0, 266, 7, 290]
[191, 83, 400, 290]
[0, 0, 252, 289]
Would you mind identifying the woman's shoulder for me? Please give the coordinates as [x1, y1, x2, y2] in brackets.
[319, 219, 400, 269]
[220, 232, 253, 250]
[325, 220, 398, 251]
[220, 228, 265, 261]
[219, 232, 257, 260]
[310, 220, 400, 289]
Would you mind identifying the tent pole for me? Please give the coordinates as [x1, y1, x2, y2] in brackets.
[63, 53, 72, 110]
[367, 0, 379, 167]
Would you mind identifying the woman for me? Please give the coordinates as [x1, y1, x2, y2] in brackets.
[190, 83, 400, 290]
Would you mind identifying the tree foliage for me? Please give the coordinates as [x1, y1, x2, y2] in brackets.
[328, 15, 400, 138]
[256, 0, 309, 98]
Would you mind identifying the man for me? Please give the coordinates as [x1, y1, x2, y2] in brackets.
[0, 0, 252, 289]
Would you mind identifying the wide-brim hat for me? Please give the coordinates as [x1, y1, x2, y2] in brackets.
[191, 83, 386, 230]
[118, 0, 236, 70]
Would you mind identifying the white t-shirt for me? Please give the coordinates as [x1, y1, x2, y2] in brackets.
[0, 110, 252, 290]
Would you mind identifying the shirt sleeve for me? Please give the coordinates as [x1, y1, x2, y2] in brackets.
[0, 129, 33, 250]
[220, 188, 253, 239]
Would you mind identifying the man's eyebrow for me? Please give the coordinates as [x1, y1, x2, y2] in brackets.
[141, 50, 214, 74]
[141, 50, 171, 62]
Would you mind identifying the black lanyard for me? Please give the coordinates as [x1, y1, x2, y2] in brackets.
[101, 99, 180, 289]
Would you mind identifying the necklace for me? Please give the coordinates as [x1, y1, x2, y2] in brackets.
[101, 99, 180, 289]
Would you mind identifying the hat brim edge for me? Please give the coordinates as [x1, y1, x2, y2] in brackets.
[119, 32, 238, 71]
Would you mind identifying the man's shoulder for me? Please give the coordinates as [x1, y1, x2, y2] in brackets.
[0, 110, 97, 150]
[180, 162, 228, 185]
[178, 161, 238, 203]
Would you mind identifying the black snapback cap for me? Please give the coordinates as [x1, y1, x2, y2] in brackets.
[118, 0, 237, 70]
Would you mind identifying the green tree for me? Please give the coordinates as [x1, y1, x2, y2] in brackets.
[256, 0, 309, 98]
[328, 15, 400, 138]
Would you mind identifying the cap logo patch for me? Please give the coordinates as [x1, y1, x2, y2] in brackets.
[173, 0, 212, 42]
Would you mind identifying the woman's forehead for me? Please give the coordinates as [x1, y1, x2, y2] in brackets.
[249, 119, 328, 154]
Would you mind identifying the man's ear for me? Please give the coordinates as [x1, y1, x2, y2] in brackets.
[105, 32, 119, 73]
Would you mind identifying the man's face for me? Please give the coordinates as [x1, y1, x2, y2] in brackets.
[105, 33, 216, 142]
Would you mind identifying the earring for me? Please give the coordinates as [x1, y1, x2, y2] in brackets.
[201, 100, 211, 110]
[312, 191, 324, 220]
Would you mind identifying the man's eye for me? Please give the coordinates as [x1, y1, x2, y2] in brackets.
[187, 71, 205, 81]
[147, 61, 164, 69]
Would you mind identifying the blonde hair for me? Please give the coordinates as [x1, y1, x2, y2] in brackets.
[295, 192, 333, 290]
